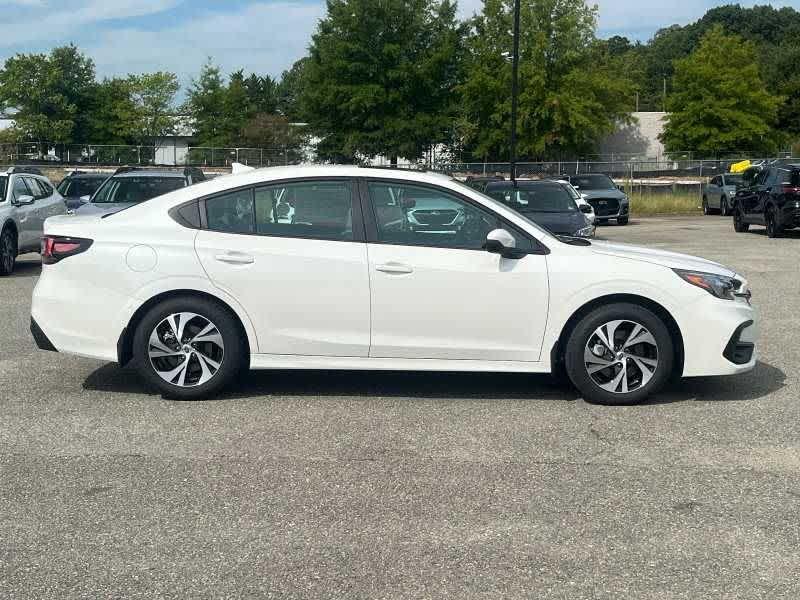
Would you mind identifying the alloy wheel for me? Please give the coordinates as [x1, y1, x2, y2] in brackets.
[148, 312, 225, 387]
[583, 320, 659, 394]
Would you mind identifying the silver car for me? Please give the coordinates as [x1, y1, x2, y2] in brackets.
[0, 167, 66, 275]
[703, 173, 743, 216]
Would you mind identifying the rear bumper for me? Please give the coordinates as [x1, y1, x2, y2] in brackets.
[30, 317, 58, 352]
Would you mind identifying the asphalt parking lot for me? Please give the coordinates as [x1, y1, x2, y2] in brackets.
[1, 215, 798, 599]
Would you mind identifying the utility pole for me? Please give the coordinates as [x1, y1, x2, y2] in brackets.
[509, 0, 521, 183]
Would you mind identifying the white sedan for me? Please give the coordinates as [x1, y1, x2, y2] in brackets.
[31, 166, 758, 405]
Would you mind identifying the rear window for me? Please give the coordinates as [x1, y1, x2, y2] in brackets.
[93, 176, 185, 204]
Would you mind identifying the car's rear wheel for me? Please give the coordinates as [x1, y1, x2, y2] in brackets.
[564, 303, 674, 405]
[720, 197, 729, 216]
[765, 207, 781, 238]
[0, 228, 17, 276]
[132, 297, 246, 400]
[733, 207, 749, 232]
[702, 196, 710, 215]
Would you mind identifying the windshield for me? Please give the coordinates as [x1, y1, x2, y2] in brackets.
[92, 176, 185, 204]
[0, 176, 6, 201]
[485, 183, 577, 213]
[724, 174, 743, 185]
[449, 178, 556, 239]
[570, 174, 616, 190]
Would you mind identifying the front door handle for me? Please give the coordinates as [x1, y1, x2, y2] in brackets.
[376, 262, 413, 274]
[215, 252, 254, 265]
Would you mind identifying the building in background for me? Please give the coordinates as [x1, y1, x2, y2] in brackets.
[599, 112, 667, 160]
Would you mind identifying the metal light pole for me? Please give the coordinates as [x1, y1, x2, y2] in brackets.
[510, 0, 521, 183]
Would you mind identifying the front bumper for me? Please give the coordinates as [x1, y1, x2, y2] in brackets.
[680, 295, 758, 377]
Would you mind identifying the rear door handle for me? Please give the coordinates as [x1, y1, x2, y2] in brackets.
[215, 252, 254, 265]
[376, 263, 413, 274]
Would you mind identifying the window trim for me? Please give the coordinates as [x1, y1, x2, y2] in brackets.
[198, 177, 366, 243]
[357, 177, 549, 255]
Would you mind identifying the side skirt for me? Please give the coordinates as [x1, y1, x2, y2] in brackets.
[249, 354, 550, 374]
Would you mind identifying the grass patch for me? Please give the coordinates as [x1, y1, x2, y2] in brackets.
[629, 192, 702, 216]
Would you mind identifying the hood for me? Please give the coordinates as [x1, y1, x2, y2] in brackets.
[73, 202, 136, 216]
[580, 188, 627, 200]
[591, 240, 736, 277]
[522, 210, 589, 235]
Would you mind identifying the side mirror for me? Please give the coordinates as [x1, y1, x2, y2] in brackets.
[15, 195, 35, 206]
[79, 195, 91, 203]
[485, 228, 523, 259]
[579, 204, 593, 214]
[617, 185, 625, 192]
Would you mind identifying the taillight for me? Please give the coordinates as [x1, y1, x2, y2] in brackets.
[41, 235, 93, 265]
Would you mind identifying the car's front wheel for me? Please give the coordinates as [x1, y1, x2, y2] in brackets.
[765, 207, 782, 238]
[733, 207, 749, 232]
[617, 216, 629, 226]
[564, 303, 674, 405]
[702, 196, 710, 215]
[0, 227, 17, 277]
[720, 197, 729, 216]
[132, 297, 246, 400]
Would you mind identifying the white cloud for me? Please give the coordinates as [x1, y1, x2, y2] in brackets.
[86, 2, 325, 83]
[0, 0, 182, 47]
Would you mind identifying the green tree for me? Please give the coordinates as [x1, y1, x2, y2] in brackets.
[660, 26, 781, 156]
[458, 0, 633, 161]
[301, 0, 464, 163]
[277, 58, 309, 121]
[185, 60, 229, 147]
[127, 72, 180, 144]
[87, 78, 139, 144]
[0, 45, 95, 144]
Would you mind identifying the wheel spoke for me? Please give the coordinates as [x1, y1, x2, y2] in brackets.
[194, 352, 218, 385]
[159, 358, 189, 385]
[624, 327, 656, 349]
[149, 330, 176, 356]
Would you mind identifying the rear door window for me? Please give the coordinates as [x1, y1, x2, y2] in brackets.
[12, 177, 31, 202]
[254, 180, 355, 241]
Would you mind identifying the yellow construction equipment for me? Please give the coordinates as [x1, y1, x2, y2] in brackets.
[730, 160, 751, 173]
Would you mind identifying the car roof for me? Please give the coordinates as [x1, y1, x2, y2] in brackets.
[113, 170, 187, 179]
[485, 180, 558, 189]
[66, 172, 110, 179]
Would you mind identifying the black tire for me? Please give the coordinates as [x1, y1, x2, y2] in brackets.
[702, 196, 710, 215]
[564, 303, 674, 406]
[0, 227, 17, 276]
[720, 197, 729, 216]
[765, 207, 781, 238]
[132, 296, 247, 400]
[617, 216, 629, 225]
[733, 207, 749, 232]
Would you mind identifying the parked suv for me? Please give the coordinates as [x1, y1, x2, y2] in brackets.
[56, 171, 109, 211]
[702, 173, 743, 216]
[74, 167, 206, 216]
[732, 163, 800, 237]
[0, 167, 66, 275]
[558, 174, 629, 225]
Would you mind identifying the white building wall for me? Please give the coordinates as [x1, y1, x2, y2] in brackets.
[599, 112, 667, 159]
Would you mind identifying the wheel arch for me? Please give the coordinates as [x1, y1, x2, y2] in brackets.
[550, 293, 685, 379]
[117, 289, 254, 367]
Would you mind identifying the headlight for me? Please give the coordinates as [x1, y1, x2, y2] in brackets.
[575, 225, 595, 238]
[621, 195, 629, 203]
[728, 190, 736, 196]
[673, 269, 741, 301]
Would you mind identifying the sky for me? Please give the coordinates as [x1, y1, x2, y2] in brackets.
[1, 0, 799, 87]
